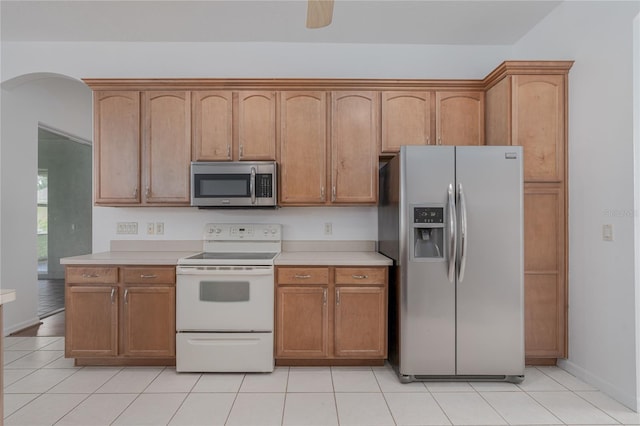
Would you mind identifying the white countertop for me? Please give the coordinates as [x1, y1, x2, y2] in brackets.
[275, 251, 392, 266]
[0, 289, 16, 305]
[61, 250, 393, 266]
[60, 251, 199, 265]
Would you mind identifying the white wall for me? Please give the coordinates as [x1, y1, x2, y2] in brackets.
[1, 75, 92, 333]
[513, 1, 640, 410]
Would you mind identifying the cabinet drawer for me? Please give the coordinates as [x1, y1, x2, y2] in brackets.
[66, 267, 118, 284]
[277, 267, 329, 285]
[123, 267, 176, 284]
[335, 267, 386, 285]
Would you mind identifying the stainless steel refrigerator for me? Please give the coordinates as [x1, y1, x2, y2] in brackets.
[379, 145, 524, 383]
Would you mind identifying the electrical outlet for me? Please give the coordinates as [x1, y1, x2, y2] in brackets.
[146, 222, 155, 235]
[156, 222, 164, 235]
[116, 222, 138, 234]
[324, 222, 332, 235]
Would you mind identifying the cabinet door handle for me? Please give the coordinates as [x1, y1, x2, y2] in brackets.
[82, 273, 99, 278]
[336, 289, 340, 305]
[227, 145, 231, 158]
[438, 137, 442, 145]
[239, 144, 244, 158]
[145, 186, 151, 198]
[140, 274, 157, 279]
[294, 274, 311, 279]
[110, 288, 116, 304]
[133, 187, 138, 198]
[426, 137, 431, 145]
[320, 187, 325, 200]
[352, 274, 368, 279]
[323, 288, 327, 305]
[124, 289, 129, 304]
[332, 186, 336, 202]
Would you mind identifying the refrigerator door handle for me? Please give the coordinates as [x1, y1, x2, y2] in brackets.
[457, 183, 468, 282]
[448, 183, 457, 283]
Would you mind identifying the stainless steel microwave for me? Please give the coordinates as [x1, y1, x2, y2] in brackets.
[191, 161, 277, 208]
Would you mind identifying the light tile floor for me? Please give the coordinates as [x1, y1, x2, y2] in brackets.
[4, 336, 640, 426]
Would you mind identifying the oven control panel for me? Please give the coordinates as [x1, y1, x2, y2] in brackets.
[204, 223, 281, 241]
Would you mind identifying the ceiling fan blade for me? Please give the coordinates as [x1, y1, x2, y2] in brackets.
[306, 0, 334, 29]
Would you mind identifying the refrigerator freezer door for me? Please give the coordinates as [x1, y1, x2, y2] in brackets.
[454, 146, 524, 376]
[400, 146, 456, 376]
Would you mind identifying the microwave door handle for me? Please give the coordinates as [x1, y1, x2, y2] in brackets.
[250, 167, 256, 204]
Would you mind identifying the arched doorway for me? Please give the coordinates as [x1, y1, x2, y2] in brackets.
[1, 73, 92, 336]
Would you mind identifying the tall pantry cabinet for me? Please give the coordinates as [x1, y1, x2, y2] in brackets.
[484, 61, 573, 363]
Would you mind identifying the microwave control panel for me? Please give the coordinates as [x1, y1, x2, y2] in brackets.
[256, 174, 273, 198]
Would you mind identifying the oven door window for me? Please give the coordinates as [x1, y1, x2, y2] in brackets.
[194, 174, 250, 198]
[200, 281, 250, 302]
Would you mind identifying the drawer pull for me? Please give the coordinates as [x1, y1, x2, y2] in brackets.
[140, 274, 157, 279]
[294, 274, 312, 279]
[352, 274, 368, 279]
[82, 273, 99, 278]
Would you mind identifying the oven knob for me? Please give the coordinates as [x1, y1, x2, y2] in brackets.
[216, 228, 222, 234]
[271, 229, 277, 234]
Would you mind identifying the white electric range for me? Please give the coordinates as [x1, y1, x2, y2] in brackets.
[176, 223, 281, 373]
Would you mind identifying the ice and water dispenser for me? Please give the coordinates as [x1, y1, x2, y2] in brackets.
[412, 206, 445, 260]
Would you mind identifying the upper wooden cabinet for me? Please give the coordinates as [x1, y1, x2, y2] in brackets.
[279, 91, 328, 205]
[93, 90, 191, 206]
[279, 91, 378, 206]
[435, 91, 484, 146]
[192, 91, 233, 161]
[237, 91, 277, 160]
[192, 91, 276, 161]
[381, 91, 433, 153]
[514, 75, 565, 182]
[143, 91, 192, 204]
[485, 67, 569, 182]
[94, 91, 141, 205]
[331, 91, 379, 204]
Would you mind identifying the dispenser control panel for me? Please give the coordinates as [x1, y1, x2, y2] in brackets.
[414, 207, 444, 224]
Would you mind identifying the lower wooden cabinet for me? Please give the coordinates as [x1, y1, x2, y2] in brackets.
[275, 266, 387, 365]
[65, 265, 176, 365]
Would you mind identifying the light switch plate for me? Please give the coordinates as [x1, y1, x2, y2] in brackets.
[603, 224, 613, 241]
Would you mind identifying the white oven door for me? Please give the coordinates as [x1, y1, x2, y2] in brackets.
[176, 266, 274, 332]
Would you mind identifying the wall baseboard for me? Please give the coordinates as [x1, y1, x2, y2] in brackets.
[3, 316, 41, 337]
[558, 358, 637, 411]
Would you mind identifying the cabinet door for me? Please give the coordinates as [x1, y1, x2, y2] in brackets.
[238, 91, 277, 160]
[143, 91, 192, 204]
[331, 91, 379, 204]
[121, 285, 176, 357]
[65, 285, 118, 357]
[192, 91, 233, 161]
[524, 183, 566, 358]
[279, 92, 328, 205]
[276, 286, 329, 358]
[334, 286, 386, 358]
[381, 91, 432, 153]
[512, 75, 565, 182]
[435, 91, 484, 146]
[94, 91, 141, 205]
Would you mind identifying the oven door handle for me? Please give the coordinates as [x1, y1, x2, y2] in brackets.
[177, 266, 273, 276]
